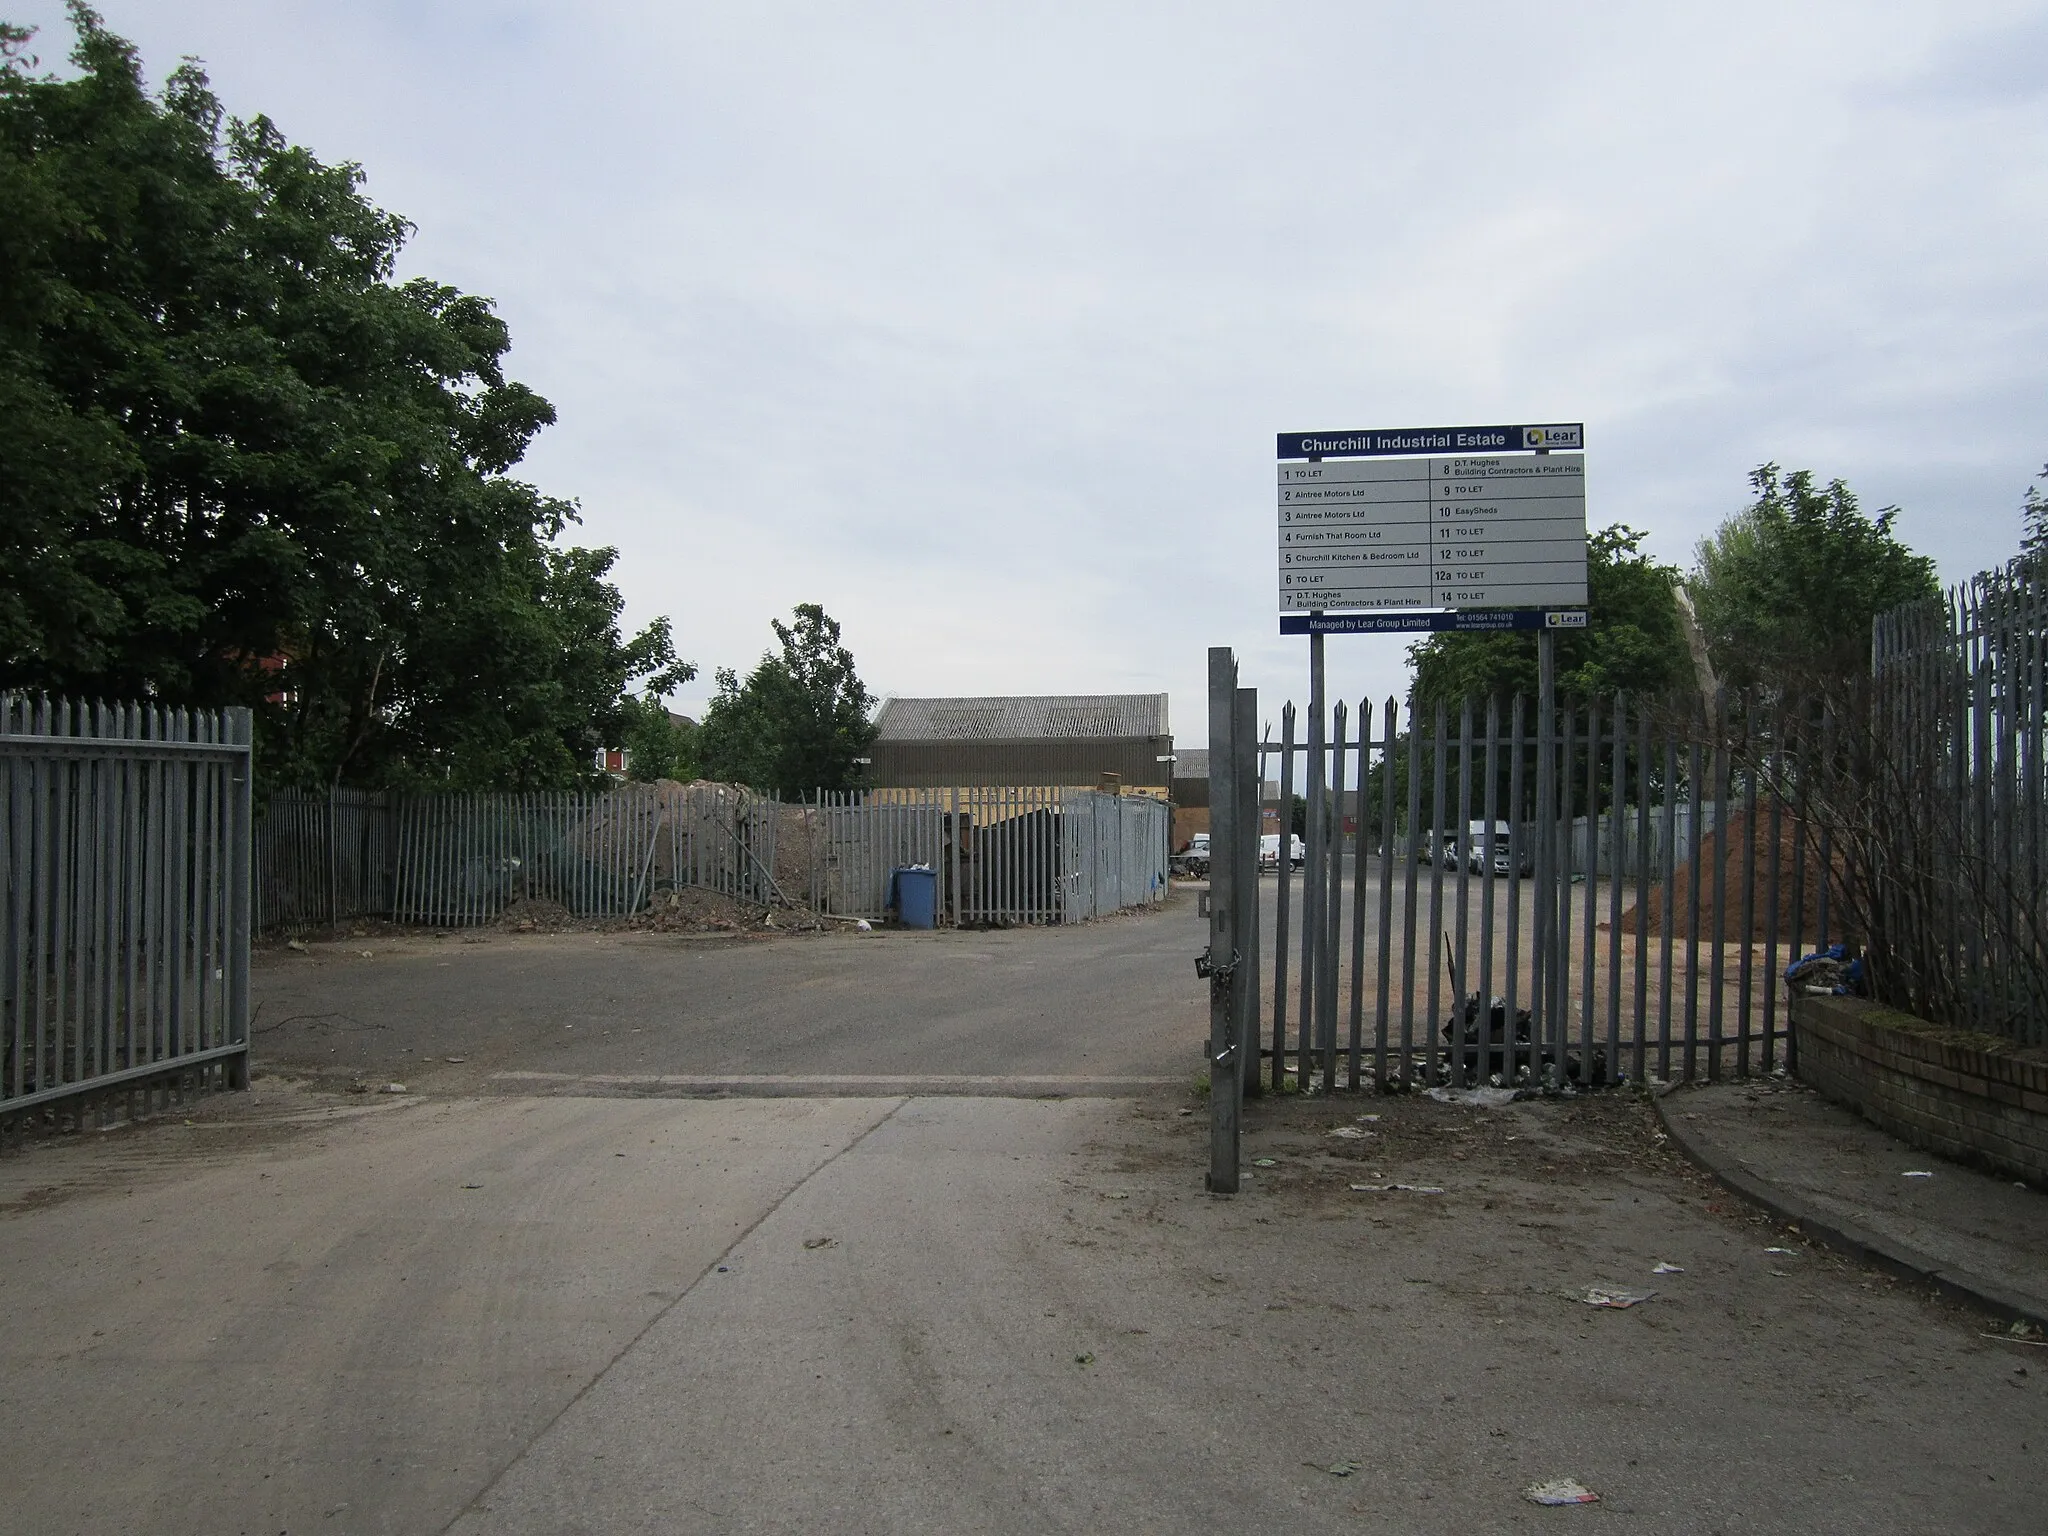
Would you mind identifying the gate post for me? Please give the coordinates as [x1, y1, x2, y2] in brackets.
[1206, 648, 1245, 1192]
[225, 707, 253, 1091]
[1235, 686, 1261, 1099]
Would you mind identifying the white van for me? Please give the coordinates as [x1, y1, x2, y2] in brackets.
[1258, 833, 1305, 872]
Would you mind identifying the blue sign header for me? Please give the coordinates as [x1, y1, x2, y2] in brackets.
[1277, 423, 1583, 460]
[1280, 609, 1587, 636]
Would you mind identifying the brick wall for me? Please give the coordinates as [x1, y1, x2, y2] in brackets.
[1794, 996, 2048, 1184]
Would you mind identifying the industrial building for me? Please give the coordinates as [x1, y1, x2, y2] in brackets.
[868, 694, 1173, 795]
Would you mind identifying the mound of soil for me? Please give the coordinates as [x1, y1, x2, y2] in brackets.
[1618, 805, 1839, 941]
[630, 884, 779, 934]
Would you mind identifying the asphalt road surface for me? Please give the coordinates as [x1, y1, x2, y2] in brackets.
[249, 894, 1210, 1097]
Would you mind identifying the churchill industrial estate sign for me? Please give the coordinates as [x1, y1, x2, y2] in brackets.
[1276, 422, 1588, 634]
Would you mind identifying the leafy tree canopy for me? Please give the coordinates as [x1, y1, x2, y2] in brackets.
[1690, 464, 1940, 700]
[0, 6, 690, 788]
[619, 694, 697, 784]
[1408, 524, 1690, 708]
[696, 605, 876, 798]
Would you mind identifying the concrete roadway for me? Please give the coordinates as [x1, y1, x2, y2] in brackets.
[4, 892, 2045, 1533]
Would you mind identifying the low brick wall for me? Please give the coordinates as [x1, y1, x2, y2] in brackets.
[1793, 995, 2048, 1184]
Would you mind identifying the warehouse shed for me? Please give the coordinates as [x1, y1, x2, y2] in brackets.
[869, 694, 1172, 793]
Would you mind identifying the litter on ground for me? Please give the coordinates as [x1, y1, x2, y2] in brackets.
[1327, 1126, 1371, 1139]
[1580, 1287, 1655, 1309]
[1425, 1085, 1519, 1108]
[1350, 1183, 1445, 1194]
[1902, 1170, 1934, 1178]
[1525, 1478, 1600, 1506]
[1652, 1262, 1685, 1274]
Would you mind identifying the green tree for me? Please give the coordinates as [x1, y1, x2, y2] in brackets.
[619, 693, 697, 783]
[1408, 524, 1690, 707]
[0, 7, 689, 788]
[1690, 464, 1940, 700]
[696, 604, 876, 797]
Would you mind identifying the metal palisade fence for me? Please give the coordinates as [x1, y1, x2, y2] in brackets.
[259, 782, 1168, 931]
[1865, 555, 2048, 1042]
[811, 787, 1168, 925]
[1249, 686, 1840, 1094]
[258, 782, 785, 930]
[2, 695, 252, 1126]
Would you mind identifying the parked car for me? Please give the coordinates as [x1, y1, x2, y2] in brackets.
[1173, 833, 1211, 879]
[1258, 833, 1305, 872]
[1490, 842, 1534, 877]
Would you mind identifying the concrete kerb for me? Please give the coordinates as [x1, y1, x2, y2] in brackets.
[1651, 1081, 2048, 1335]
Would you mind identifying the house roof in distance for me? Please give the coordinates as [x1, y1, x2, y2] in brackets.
[875, 694, 1169, 742]
[1173, 749, 1209, 779]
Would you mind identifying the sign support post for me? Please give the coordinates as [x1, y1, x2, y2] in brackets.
[1302, 625, 1326, 1084]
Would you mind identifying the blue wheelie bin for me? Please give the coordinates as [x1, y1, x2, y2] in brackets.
[890, 865, 938, 929]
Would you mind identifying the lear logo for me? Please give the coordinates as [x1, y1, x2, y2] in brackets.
[1523, 424, 1583, 450]
[1546, 610, 1590, 629]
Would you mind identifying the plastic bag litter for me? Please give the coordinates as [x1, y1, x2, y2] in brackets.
[1328, 1125, 1371, 1139]
[1351, 1183, 1444, 1194]
[855, 919, 873, 932]
[1524, 1478, 1599, 1506]
[1652, 1262, 1685, 1274]
[1252, 1157, 1278, 1168]
[1425, 1085, 1519, 1108]
[1785, 942, 1863, 996]
[1580, 1287, 1654, 1309]
[1902, 1170, 1934, 1178]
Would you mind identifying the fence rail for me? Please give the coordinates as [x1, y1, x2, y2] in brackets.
[2, 696, 251, 1124]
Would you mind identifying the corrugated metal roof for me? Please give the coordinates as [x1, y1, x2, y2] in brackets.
[875, 694, 1169, 742]
[1172, 749, 1210, 780]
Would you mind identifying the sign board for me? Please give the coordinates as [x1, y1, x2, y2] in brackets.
[1276, 423, 1582, 460]
[1277, 424, 1588, 615]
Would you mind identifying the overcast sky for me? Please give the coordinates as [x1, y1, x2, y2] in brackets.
[16, 1, 2048, 741]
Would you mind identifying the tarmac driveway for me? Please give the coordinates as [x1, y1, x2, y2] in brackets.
[249, 897, 1208, 1097]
